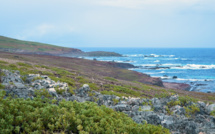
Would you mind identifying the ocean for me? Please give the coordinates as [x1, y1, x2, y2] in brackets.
[77, 48, 215, 93]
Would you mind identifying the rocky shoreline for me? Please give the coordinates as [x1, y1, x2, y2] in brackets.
[1, 69, 215, 134]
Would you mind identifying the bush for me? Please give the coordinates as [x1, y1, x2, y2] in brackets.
[104, 77, 118, 82]
[17, 62, 32, 68]
[8, 64, 18, 70]
[211, 110, 215, 117]
[0, 83, 5, 89]
[184, 104, 200, 117]
[167, 100, 181, 107]
[0, 90, 170, 134]
[0, 60, 8, 64]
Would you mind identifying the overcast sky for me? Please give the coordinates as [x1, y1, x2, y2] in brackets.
[1, 0, 215, 48]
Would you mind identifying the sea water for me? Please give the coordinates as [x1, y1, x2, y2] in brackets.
[77, 48, 215, 93]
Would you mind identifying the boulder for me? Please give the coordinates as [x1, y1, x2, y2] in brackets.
[206, 104, 215, 114]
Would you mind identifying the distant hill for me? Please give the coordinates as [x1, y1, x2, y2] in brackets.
[0, 36, 122, 57]
[0, 36, 83, 55]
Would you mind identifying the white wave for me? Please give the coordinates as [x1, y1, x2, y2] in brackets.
[174, 58, 179, 59]
[169, 55, 175, 57]
[154, 60, 160, 62]
[171, 64, 215, 70]
[159, 71, 165, 73]
[181, 58, 188, 60]
[162, 64, 182, 67]
[174, 78, 214, 81]
[141, 64, 157, 67]
[124, 54, 144, 57]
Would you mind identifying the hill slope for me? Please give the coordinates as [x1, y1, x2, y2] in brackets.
[0, 36, 122, 57]
[0, 36, 83, 55]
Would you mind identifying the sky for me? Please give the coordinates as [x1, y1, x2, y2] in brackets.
[0, 0, 215, 48]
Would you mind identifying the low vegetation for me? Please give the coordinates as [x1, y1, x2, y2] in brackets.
[0, 90, 169, 134]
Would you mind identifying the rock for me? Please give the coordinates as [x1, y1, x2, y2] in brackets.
[173, 76, 177, 79]
[141, 105, 151, 111]
[14, 82, 26, 89]
[206, 104, 215, 114]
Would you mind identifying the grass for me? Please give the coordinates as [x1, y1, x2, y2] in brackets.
[104, 77, 118, 81]
[16, 62, 32, 68]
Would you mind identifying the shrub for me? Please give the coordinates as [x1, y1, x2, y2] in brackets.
[104, 77, 118, 82]
[42, 71, 54, 76]
[32, 76, 43, 81]
[211, 110, 215, 117]
[88, 83, 99, 91]
[0, 90, 170, 134]
[179, 96, 198, 106]
[0, 83, 5, 89]
[184, 104, 200, 117]
[8, 64, 18, 70]
[167, 100, 181, 107]
[17, 62, 32, 68]
[0, 60, 8, 64]
[55, 86, 65, 95]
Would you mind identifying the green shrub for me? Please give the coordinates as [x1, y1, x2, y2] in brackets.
[179, 96, 199, 106]
[55, 86, 65, 95]
[8, 64, 18, 70]
[0, 90, 170, 134]
[211, 110, 215, 117]
[32, 76, 43, 81]
[42, 71, 54, 76]
[104, 77, 118, 82]
[34, 65, 41, 68]
[77, 76, 89, 84]
[0, 83, 5, 89]
[17, 62, 32, 68]
[184, 104, 200, 117]
[0, 60, 8, 64]
[88, 83, 99, 91]
[167, 100, 181, 107]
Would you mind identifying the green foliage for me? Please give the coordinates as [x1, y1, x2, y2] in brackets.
[0, 90, 170, 134]
[165, 107, 173, 115]
[103, 84, 141, 97]
[55, 86, 65, 95]
[40, 65, 50, 69]
[104, 77, 118, 82]
[8, 64, 18, 70]
[32, 76, 43, 81]
[112, 98, 119, 105]
[101, 90, 129, 98]
[179, 96, 199, 106]
[34, 88, 52, 98]
[17, 62, 32, 68]
[88, 83, 99, 91]
[42, 71, 54, 76]
[0, 60, 8, 64]
[184, 104, 200, 117]
[142, 100, 152, 106]
[0, 83, 5, 89]
[155, 93, 173, 98]
[51, 67, 74, 76]
[211, 110, 215, 117]
[68, 86, 75, 95]
[167, 100, 181, 107]
[77, 76, 89, 84]
[34, 65, 41, 68]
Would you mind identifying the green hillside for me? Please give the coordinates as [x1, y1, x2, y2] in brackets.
[0, 36, 82, 54]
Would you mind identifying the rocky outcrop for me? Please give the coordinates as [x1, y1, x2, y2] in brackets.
[1, 69, 215, 134]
